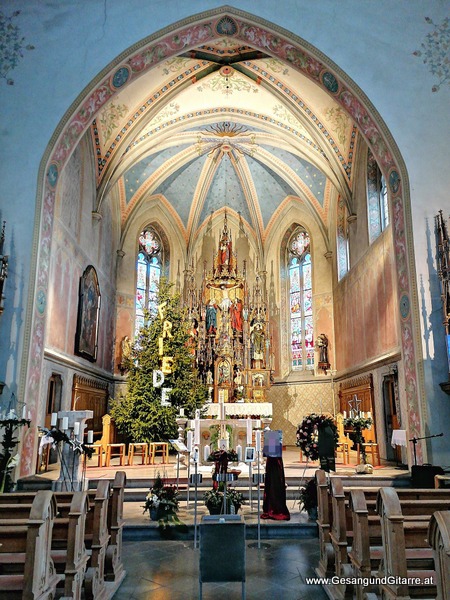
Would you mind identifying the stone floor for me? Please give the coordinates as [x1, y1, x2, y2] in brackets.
[115, 537, 328, 600]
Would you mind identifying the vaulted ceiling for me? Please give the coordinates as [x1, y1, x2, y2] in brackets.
[92, 36, 358, 249]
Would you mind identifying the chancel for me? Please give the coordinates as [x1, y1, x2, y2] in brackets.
[0, 2, 449, 599]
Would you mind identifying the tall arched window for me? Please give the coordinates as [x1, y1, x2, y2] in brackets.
[135, 227, 162, 337]
[337, 195, 349, 280]
[367, 148, 389, 243]
[289, 229, 314, 371]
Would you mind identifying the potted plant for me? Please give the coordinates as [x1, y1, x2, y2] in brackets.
[203, 483, 245, 515]
[298, 478, 318, 521]
[143, 473, 181, 526]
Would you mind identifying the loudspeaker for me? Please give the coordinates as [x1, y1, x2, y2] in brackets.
[411, 464, 444, 488]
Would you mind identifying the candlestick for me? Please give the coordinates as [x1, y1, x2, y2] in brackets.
[62, 417, 68, 431]
[51, 412, 57, 427]
[87, 430, 94, 444]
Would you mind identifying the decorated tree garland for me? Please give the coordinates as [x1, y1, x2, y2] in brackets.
[296, 413, 338, 461]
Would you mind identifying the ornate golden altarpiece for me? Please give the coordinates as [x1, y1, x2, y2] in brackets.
[184, 215, 272, 420]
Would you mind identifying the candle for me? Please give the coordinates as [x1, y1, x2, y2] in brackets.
[51, 412, 57, 427]
[62, 417, 68, 431]
[186, 430, 193, 452]
[204, 444, 210, 462]
[255, 430, 262, 452]
[195, 409, 200, 420]
[246, 417, 252, 445]
[87, 430, 94, 444]
[73, 422, 80, 436]
[194, 418, 200, 445]
[236, 444, 242, 462]
[367, 411, 372, 419]
[22, 405, 27, 419]
[343, 410, 347, 418]
[219, 402, 225, 421]
[179, 407, 185, 417]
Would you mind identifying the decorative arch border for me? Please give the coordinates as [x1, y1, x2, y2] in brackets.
[20, 6, 423, 475]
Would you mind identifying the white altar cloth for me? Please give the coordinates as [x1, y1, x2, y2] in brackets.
[391, 429, 407, 447]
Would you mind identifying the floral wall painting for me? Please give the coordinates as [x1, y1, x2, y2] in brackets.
[0, 10, 35, 86]
[413, 16, 450, 93]
[75, 265, 101, 362]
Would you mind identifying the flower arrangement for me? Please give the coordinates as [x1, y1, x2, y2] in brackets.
[203, 482, 245, 514]
[296, 413, 338, 461]
[206, 448, 239, 463]
[343, 415, 373, 463]
[143, 473, 181, 527]
[298, 478, 318, 512]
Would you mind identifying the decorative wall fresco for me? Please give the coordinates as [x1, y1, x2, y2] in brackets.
[413, 16, 450, 93]
[0, 10, 34, 85]
[99, 101, 129, 144]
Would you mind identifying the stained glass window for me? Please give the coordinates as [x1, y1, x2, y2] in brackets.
[135, 227, 162, 337]
[289, 230, 314, 370]
[367, 148, 389, 243]
[337, 196, 349, 280]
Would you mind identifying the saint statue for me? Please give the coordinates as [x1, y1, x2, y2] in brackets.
[206, 298, 218, 334]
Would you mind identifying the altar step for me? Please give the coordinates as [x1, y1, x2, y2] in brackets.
[87, 471, 411, 502]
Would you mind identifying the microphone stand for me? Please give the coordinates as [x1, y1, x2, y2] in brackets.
[409, 432, 443, 465]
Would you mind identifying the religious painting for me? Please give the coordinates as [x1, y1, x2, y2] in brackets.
[217, 359, 232, 385]
[75, 265, 101, 362]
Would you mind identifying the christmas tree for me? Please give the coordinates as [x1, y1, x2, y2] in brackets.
[111, 278, 208, 442]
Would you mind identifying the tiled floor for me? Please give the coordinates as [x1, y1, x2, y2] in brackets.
[115, 537, 328, 600]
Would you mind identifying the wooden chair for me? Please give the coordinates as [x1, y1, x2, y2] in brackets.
[335, 413, 351, 465]
[357, 442, 380, 466]
[128, 442, 148, 465]
[105, 443, 126, 467]
[149, 442, 169, 464]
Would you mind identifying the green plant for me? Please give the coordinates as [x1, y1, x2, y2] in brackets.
[143, 473, 180, 524]
[203, 483, 244, 513]
[111, 278, 208, 443]
[298, 478, 318, 512]
[0, 416, 30, 493]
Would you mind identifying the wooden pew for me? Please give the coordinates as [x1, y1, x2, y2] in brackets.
[0, 490, 61, 600]
[51, 491, 90, 599]
[376, 487, 450, 599]
[316, 470, 450, 600]
[316, 469, 334, 579]
[427, 511, 450, 600]
[348, 488, 450, 600]
[104, 471, 126, 590]
[55, 479, 111, 600]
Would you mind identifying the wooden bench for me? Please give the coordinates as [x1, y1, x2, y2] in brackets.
[0, 490, 61, 600]
[348, 488, 450, 600]
[315, 469, 450, 600]
[427, 510, 450, 600]
[376, 487, 450, 599]
[55, 479, 111, 600]
[51, 491, 90, 599]
[104, 471, 127, 590]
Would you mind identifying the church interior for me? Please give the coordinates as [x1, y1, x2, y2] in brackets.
[0, 2, 449, 599]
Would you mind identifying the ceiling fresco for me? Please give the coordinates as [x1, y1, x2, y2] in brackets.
[91, 36, 358, 245]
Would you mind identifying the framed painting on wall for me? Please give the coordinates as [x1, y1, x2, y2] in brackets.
[75, 265, 101, 362]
